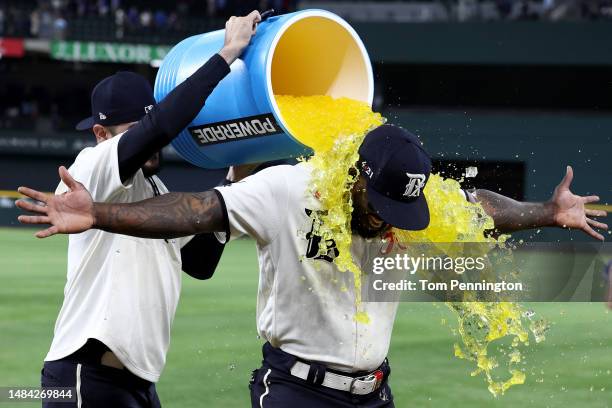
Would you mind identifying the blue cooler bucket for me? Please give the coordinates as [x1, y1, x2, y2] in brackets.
[154, 9, 374, 169]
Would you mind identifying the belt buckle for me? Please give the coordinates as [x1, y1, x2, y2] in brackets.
[350, 369, 384, 395]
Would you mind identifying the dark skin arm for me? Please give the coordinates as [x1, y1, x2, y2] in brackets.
[94, 191, 224, 239]
[472, 190, 555, 232]
[95, 165, 258, 240]
[17, 166, 224, 239]
[470, 166, 607, 240]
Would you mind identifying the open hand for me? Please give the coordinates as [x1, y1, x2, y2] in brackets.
[16, 166, 95, 238]
[550, 166, 608, 240]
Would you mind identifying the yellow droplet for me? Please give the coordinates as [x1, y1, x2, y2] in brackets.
[355, 311, 371, 324]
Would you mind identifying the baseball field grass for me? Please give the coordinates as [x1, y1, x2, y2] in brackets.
[1, 227, 611, 407]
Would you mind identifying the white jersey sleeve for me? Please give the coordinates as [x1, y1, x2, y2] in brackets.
[214, 165, 290, 245]
[55, 133, 134, 201]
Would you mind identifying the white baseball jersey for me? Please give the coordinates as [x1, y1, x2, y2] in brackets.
[46, 133, 191, 382]
[215, 163, 399, 373]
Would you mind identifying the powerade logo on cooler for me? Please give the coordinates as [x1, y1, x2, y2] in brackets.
[189, 114, 282, 146]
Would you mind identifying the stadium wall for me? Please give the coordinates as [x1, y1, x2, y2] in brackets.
[355, 22, 612, 65]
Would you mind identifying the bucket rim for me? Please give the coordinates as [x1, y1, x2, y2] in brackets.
[265, 9, 375, 139]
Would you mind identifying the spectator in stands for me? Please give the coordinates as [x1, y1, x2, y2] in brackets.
[97, 0, 110, 17]
[51, 0, 63, 13]
[29, 7, 40, 37]
[52, 12, 68, 40]
[5, 0, 304, 43]
[167, 10, 178, 31]
[114, 7, 125, 39]
[139, 8, 152, 34]
[139, 9, 152, 29]
[154, 9, 167, 30]
[75, 0, 87, 17]
[126, 5, 138, 27]
[110, 0, 121, 12]
[37, 6, 54, 39]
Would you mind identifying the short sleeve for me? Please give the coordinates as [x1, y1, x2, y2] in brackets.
[55, 133, 133, 202]
[214, 165, 290, 245]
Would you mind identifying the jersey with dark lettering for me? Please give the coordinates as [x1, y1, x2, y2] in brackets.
[215, 163, 399, 373]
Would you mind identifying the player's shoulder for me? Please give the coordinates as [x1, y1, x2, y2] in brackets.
[64, 145, 98, 181]
[73, 135, 121, 164]
[221, 163, 307, 201]
[56, 134, 130, 196]
[238, 162, 305, 183]
[262, 162, 310, 178]
[264, 163, 310, 188]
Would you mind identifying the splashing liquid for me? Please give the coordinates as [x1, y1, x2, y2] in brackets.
[275, 94, 546, 396]
[277, 95, 383, 323]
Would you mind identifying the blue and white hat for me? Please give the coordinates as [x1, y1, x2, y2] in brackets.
[358, 124, 432, 231]
[76, 71, 156, 131]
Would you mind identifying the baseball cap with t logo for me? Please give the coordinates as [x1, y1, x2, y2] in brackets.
[75, 71, 157, 131]
[358, 124, 432, 231]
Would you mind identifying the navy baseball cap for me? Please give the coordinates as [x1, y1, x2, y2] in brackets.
[358, 125, 432, 231]
[76, 71, 156, 131]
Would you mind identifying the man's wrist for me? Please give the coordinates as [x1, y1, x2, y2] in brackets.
[91, 203, 101, 230]
[542, 201, 558, 227]
[218, 46, 241, 65]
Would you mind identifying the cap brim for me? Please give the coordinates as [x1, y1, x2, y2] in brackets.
[75, 117, 95, 131]
[366, 184, 430, 231]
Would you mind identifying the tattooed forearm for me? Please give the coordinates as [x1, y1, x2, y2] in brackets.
[473, 189, 555, 233]
[93, 190, 224, 238]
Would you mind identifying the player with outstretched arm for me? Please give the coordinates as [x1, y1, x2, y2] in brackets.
[17, 125, 607, 407]
[18, 10, 261, 408]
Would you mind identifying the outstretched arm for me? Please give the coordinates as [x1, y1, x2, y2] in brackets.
[471, 166, 608, 240]
[93, 191, 224, 239]
[471, 190, 555, 232]
[17, 166, 225, 239]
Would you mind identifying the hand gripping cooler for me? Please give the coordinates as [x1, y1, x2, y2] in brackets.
[154, 9, 374, 168]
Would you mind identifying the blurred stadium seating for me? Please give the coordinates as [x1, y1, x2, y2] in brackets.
[0, 1, 297, 41]
[1, 1, 611, 42]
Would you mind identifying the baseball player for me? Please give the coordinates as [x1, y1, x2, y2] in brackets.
[18, 10, 262, 408]
[17, 125, 608, 407]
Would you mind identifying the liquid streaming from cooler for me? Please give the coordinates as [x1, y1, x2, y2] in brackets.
[275, 94, 548, 396]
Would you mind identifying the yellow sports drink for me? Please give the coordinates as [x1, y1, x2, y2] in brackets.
[275, 94, 547, 396]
